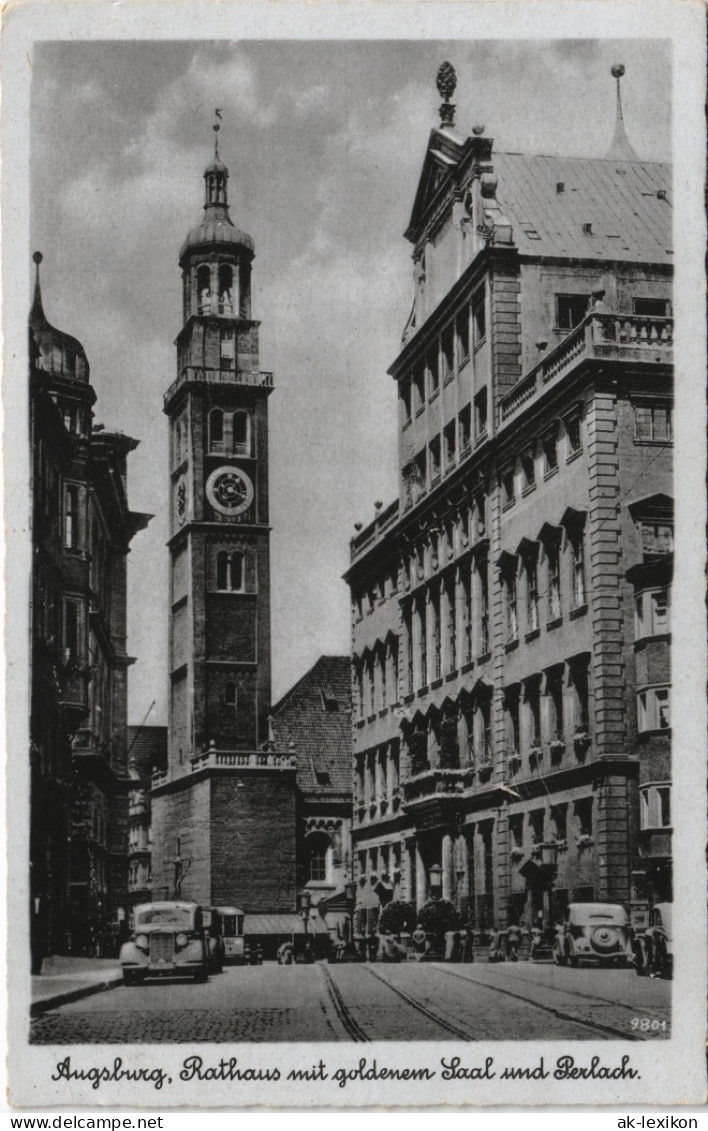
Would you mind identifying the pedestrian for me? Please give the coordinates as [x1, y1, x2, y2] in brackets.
[412, 922, 427, 960]
[506, 922, 520, 961]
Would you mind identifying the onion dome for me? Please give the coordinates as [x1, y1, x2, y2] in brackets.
[179, 126, 254, 264]
[29, 252, 90, 383]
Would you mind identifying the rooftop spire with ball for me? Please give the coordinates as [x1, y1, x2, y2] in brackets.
[436, 61, 457, 129]
[606, 63, 639, 161]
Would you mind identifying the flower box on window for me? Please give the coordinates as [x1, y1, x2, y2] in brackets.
[510, 847, 524, 863]
[576, 834, 594, 850]
[573, 729, 591, 756]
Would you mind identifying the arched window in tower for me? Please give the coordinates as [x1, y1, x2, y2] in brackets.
[224, 681, 237, 711]
[197, 265, 211, 315]
[229, 551, 244, 591]
[216, 551, 228, 590]
[233, 411, 251, 456]
[218, 265, 234, 315]
[209, 409, 224, 452]
[216, 550, 245, 592]
[239, 263, 251, 319]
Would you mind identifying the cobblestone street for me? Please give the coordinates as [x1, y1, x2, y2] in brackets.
[30, 961, 670, 1044]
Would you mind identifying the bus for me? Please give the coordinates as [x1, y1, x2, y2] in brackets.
[215, 906, 249, 965]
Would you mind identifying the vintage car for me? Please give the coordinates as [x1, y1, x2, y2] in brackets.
[119, 902, 208, 985]
[202, 907, 226, 973]
[633, 902, 673, 978]
[553, 902, 632, 967]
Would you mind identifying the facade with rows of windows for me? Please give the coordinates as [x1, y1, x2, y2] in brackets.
[345, 65, 673, 938]
[29, 253, 150, 967]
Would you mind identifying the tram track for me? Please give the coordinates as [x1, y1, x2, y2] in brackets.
[362, 963, 477, 1040]
[320, 964, 369, 1042]
[429, 964, 646, 1041]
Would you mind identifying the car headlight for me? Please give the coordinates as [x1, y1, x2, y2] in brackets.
[175, 933, 188, 948]
[135, 934, 148, 950]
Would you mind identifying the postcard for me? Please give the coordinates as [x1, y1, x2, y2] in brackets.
[4, 0, 706, 1109]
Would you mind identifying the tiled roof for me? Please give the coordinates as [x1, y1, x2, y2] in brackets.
[493, 152, 672, 263]
[127, 725, 168, 779]
[270, 656, 352, 797]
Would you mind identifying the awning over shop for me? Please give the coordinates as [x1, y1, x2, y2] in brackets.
[243, 913, 304, 936]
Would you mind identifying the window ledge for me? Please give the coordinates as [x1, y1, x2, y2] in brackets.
[637, 728, 672, 740]
[402, 692, 415, 704]
[445, 670, 458, 682]
[430, 677, 444, 690]
[402, 418, 411, 431]
[416, 685, 430, 697]
[377, 708, 388, 719]
[522, 484, 537, 498]
[477, 651, 491, 665]
[460, 660, 475, 675]
[459, 443, 472, 460]
[474, 337, 487, 351]
[415, 406, 426, 418]
[544, 466, 559, 481]
[633, 437, 673, 447]
[505, 638, 519, 653]
[569, 603, 588, 620]
[475, 431, 489, 448]
[355, 719, 366, 729]
[547, 616, 563, 631]
[566, 447, 583, 464]
[458, 355, 470, 372]
[502, 499, 516, 512]
[443, 371, 455, 387]
[366, 714, 376, 724]
[429, 388, 440, 403]
[525, 628, 540, 643]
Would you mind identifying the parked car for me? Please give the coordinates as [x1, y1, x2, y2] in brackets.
[202, 907, 225, 973]
[553, 902, 632, 967]
[119, 902, 208, 985]
[633, 902, 673, 978]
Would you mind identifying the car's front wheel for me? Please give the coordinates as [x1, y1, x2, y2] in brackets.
[553, 941, 566, 966]
[634, 939, 649, 976]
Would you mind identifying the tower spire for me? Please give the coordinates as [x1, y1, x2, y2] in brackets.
[204, 110, 229, 211]
[606, 63, 639, 161]
[31, 250, 45, 319]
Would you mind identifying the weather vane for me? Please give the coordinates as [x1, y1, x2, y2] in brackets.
[213, 108, 223, 156]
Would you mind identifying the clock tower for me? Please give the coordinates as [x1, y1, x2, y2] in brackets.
[151, 126, 297, 913]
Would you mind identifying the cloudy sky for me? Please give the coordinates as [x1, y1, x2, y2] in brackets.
[30, 38, 671, 723]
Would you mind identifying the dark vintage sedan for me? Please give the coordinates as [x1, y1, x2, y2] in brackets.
[119, 902, 208, 985]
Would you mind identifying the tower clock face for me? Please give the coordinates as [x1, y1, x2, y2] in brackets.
[206, 465, 254, 516]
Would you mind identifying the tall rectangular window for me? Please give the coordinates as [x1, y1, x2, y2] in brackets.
[461, 570, 472, 664]
[400, 376, 412, 423]
[634, 402, 673, 442]
[478, 559, 489, 655]
[459, 405, 471, 454]
[64, 600, 80, 661]
[571, 533, 586, 608]
[547, 544, 561, 621]
[428, 349, 440, 397]
[429, 437, 441, 483]
[472, 287, 486, 344]
[441, 327, 454, 381]
[64, 485, 79, 549]
[443, 420, 457, 468]
[446, 575, 457, 673]
[430, 586, 441, 680]
[474, 388, 488, 439]
[456, 310, 470, 367]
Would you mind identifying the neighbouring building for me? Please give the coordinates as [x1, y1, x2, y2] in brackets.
[30, 253, 150, 965]
[150, 128, 299, 916]
[126, 724, 168, 918]
[269, 655, 353, 940]
[344, 63, 672, 939]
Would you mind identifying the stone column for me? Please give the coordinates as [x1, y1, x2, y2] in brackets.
[415, 840, 427, 910]
[403, 837, 415, 904]
[209, 264, 219, 315]
[442, 831, 454, 902]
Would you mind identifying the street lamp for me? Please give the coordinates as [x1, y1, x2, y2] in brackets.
[539, 842, 559, 941]
[298, 889, 312, 958]
[429, 863, 443, 900]
[344, 880, 357, 957]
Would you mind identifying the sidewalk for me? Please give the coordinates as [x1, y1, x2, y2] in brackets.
[31, 955, 123, 1016]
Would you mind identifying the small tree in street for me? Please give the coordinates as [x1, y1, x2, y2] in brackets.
[418, 898, 461, 939]
[379, 900, 416, 936]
